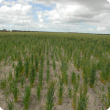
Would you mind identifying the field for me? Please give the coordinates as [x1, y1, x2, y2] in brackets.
[0, 32, 110, 110]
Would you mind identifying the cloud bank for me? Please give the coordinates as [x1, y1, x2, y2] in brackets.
[0, 0, 110, 33]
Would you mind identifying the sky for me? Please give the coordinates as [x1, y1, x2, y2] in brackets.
[0, 0, 110, 34]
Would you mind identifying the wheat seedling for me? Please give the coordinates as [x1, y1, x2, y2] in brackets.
[20, 76, 25, 88]
[6, 100, 14, 110]
[23, 86, 31, 110]
[36, 84, 41, 104]
[44, 80, 56, 110]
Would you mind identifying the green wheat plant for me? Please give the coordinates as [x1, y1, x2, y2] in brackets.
[35, 57, 38, 71]
[8, 71, 13, 82]
[72, 90, 77, 110]
[36, 84, 41, 104]
[68, 86, 72, 98]
[58, 75, 63, 105]
[29, 66, 35, 88]
[6, 100, 14, 110]
[14, 66, 20, 81]
[108, 85, 110, 106]
[23, 86, 31, 110]
[12, 84, 19, 103]
[9, 78, 17, 93]
[77, 87, 88, 110]
[47, 58, 49, 66]
[38, 68, 43, 89]
[71, 71, 76, 85]
[20, 76, 25, 88]
[24, 60, 29, 78]
[53, 58, 56, 71]
[89, 63, 96, 88]
[0, 79, 7, 90]
[17, 58, 23, 75]
[44, 80, 56, 110]
[46, 67, 50, 84]
[72, 80, 79, 110]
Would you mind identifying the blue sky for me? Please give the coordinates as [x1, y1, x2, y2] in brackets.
[0, 0, 110, 33]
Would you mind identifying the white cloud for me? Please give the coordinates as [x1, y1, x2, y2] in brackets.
[107, 0, 110, 3]
[97, 27, 107, 31]
[1, 1, 15, 6]
[0, 3, 32, 26]
[0, 0, 110, 33]
[0, 4, 32, 15]
[36, 11, 44, 22]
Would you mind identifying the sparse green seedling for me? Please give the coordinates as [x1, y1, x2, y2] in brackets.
[24, 60, 29, 78]
[58, 75, 63, 105]
[0, 79, 7, 90]
[44, 80, 56, 110]
[6, 100, 14, 110]
[108, 85, 110, 106]
[46, 67, 50, 84]
[71, 71, 76, 85]
[12, 63, 14, 68]
[89, 63, 96, 88]
[68, 86, 72, 98]
[14, 66, 20, 81]
[36, 84, 41, 104]
[72, 81, 79, 110]
[23, 86, 31, 110]
[29, 66, 35, 88]
[20, 76, 25, 88]
[35, 57, 38, 71]
[12, 85, 19, 103]
[8, 71, 13, 82]
[53, 58, 56, 71]
[77, 87, 88, 110]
